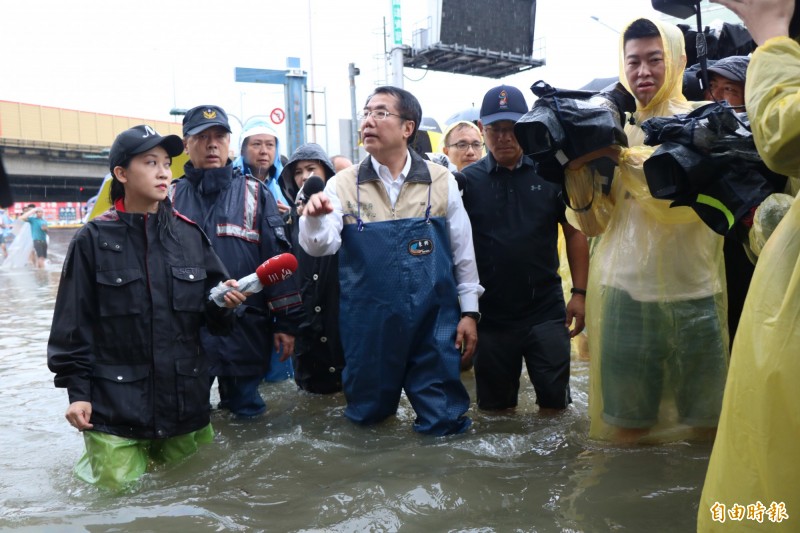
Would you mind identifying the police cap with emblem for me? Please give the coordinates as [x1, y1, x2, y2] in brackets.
[182, 105, 232, 136]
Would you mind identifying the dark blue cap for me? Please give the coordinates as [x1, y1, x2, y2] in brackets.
[479, 85, 528, 125]
[182, 105, 232, 136]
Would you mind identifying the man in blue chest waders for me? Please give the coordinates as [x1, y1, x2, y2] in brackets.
[299, 86, 484, 435]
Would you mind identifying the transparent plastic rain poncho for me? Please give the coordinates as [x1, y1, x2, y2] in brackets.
[698, 36, 800, 531]
[565, 19, 729, 443]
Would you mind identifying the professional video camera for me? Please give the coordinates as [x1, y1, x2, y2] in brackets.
[652, 0, 755, 103]
[645, 0, 792, 238]
[653, 0, 800, 38]
[514, 79, 635, 192]
[641, 103, 787, 237]
[651, 0, 697, 19]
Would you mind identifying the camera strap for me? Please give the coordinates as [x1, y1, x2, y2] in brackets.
[560, 173, 596, 213]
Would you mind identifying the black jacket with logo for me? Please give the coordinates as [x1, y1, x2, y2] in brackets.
[47, 202, 234, 439]
[461, 153, 567, 326]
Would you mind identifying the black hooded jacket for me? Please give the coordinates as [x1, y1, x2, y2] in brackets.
[278, 144, 345, 392]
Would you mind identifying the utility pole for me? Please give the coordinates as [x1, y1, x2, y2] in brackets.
[390, 0, 404, 88]
[349, 63, 360, 163]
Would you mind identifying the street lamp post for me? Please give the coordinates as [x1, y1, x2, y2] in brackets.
[589, 15, 620, 34]
[349, 63, 360, 164]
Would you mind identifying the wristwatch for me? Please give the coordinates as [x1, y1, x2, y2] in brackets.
[570, 287, 587, 296]
[461, 311, 481, 323]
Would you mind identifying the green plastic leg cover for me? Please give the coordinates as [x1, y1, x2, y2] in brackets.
[74, 424, 214, 491]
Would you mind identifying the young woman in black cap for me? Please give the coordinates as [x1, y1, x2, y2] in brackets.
[47, 125, 247, 491]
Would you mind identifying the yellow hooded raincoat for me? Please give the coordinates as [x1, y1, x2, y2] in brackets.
[568, 19, 729, 444]
[698, 35, 800, 532]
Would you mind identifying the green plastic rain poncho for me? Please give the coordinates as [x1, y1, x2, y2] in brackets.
[698, 35, 800, 531]
[566, 19, 729, 444]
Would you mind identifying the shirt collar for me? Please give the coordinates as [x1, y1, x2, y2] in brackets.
[369, 149, 412, 181]
[486, 151, 528, 173]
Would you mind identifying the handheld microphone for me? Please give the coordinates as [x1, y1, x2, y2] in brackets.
[295, 175, 325, 206]
[255, 253, 299, 286]
[210, 253, 299, 307]
[302, 175, 325, 197]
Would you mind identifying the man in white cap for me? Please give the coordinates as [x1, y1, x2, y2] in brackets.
[233, 118, 290, 214]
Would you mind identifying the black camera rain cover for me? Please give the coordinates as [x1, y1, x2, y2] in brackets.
[515, 80, 631, 185]
[517, 81, 628, 160]
[641, 103, 787, 235]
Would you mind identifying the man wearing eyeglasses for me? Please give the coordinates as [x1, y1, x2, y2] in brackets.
[442, 120, 484, 171]
[299, 86, 483, 436]
[461, 85, 589, 415]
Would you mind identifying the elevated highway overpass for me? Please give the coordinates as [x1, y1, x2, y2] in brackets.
[0, 101, 182, 203]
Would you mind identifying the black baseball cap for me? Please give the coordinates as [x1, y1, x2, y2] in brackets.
[182, 105, 232, 136]
[479, 85, 528, 125]
[702, 56, 750, 83]
[109, 125, 184, 171]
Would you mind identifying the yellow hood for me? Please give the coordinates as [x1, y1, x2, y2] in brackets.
[619, 18, 688, 119]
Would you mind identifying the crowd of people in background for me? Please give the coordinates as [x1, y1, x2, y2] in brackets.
[41, 3, 799, 527]
[0, 203, 49, 269]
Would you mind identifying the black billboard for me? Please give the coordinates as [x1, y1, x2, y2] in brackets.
[440, 0, 536, 55]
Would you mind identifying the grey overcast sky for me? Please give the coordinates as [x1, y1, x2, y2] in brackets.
[2, 0, 726, 155]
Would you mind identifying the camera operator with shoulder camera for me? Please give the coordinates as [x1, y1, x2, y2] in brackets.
[565, 18, 729, 445]
[698, 0, 800, 529]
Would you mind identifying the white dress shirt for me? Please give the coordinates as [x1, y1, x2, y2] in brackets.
[299, 151, 483, 312]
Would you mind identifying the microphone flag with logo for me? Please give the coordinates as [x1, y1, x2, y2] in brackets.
[209, 253, 298, 307]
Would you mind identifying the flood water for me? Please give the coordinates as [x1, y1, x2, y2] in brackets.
[0, 228, 711, 532]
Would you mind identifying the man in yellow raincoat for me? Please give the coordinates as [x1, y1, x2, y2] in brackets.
[698, 0, 800, 529]
[565, 18, 729, 444]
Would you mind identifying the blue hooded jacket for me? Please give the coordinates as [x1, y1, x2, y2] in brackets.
[232, 119, 289, 207]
